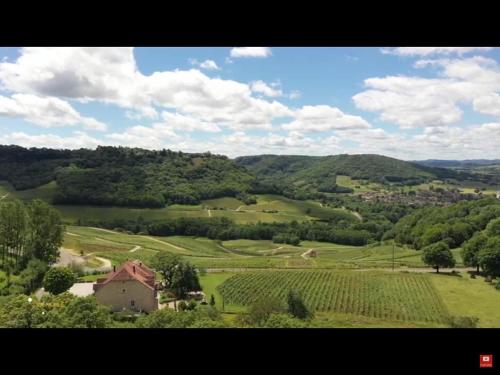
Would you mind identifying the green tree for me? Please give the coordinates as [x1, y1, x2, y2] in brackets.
[462, 232, 488, 272]
[151, 253, 201, 298]
[26, 200, 64, 265]
[209, 294, 216, 306]
[262, 313, 308, 328]
[422, 241, 456, 273]
[43, 267, 76, 295]
[287, 290, 313, 320]
[151, 253, 181, 287]
[18, 259, 49, 294]
[64, 296, 111, 328]
[478, 237, 500, 277]
[243, 296, 285, 326]
[0, 200, 28, 269]
[486, 218, 500, 237]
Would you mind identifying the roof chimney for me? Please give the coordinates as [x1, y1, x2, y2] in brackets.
[139, 262, 142, 267]
[133, 265, 136, 274]
[113, 265, 116, 272]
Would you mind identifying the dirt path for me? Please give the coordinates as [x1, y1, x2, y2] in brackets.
[65, 232, 81, 237]
[236, 205, 244, 211]
[139, 235, 189, 252]
[354, 266, 477, 273]
[56, 248, 111, 272]
[215, 243, 251, 257]
[129, 245, 141, 253]
[94, 256, 112, 270]
[206, 266, 478, 273]
[257, 245, 285, 255]
[301, 248, 314, 259]
[89, 227, 119, 234]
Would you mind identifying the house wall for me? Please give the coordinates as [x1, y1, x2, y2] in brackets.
[95, 280, 157, 313]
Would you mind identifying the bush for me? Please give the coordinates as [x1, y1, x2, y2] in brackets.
[177, 301, 188, 311]
[495, 282, 500, 291]
[43, 267, 77, 295]
[187, 300, 197, 311]
[447, 316, 479, 328]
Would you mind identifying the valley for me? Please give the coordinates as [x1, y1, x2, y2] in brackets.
[1, 145, 500, 328]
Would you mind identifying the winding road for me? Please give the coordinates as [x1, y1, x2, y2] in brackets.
[56, 247, 112, 272]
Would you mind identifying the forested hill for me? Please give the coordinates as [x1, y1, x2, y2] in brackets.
[0, 145, 256, 207]
[235, 154, 463, 188]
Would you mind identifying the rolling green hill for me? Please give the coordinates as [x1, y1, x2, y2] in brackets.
[0, 145, 256, 208]
[235, 154, 465, 191]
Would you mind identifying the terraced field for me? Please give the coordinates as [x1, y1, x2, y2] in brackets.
[62, 227, 464, 270]
[1, 181, 357, 224]
[217, 270, 450, 323]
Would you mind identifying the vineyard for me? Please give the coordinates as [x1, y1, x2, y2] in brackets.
[217, 270, 450, 323]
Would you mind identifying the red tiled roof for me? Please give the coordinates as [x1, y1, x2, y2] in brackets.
[93, 260, 156, 292]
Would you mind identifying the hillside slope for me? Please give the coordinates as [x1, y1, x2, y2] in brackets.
[235, 154, 462, 189]
[0, 145, 256, 207]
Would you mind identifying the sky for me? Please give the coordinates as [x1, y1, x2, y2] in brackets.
[1, 46, 500, 160]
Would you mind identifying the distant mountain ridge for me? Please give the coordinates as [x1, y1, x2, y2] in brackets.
[414, 159, 500, 168]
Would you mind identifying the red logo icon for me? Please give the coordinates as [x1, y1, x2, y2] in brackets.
[480, 354, 493, 368]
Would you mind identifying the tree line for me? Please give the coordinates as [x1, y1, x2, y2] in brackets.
[0, 199, 64, 295]
[79, 216, 376, 246]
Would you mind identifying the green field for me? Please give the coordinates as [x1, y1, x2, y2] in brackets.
[430, 273, 500, 328]
[1, 181, 358, 224]
[217, 270, 450, 324]
[62, 226, 464, 270]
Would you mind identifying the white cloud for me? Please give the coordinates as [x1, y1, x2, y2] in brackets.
[159, 111, 221, 132]
[353, 56, 500, 128]
[189, 58, 220, 71]
[381, 47, 494, 57]
[106, 124, 180, 149]
[0, 131, 103, 149]
[250, 80, 283, 97]
[473, 93, 500, 117]
[282, 105, 372, 132]
[230, 47, 272, 58]
[0, 48, 293, 130]
[0, 93, 107, 130]
[289, 90, 301, 99]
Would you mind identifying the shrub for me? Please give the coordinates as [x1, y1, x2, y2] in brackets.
[446, 316, 479, 328]
[187, 300, 197, 311]
[177, 301, 188, 311]
[43, 267, 77, 295]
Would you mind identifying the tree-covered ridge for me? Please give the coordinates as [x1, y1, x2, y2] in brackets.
[0, 145, 256, 208]
[235, 153, 464, 188]
[387, 197, 500, 250]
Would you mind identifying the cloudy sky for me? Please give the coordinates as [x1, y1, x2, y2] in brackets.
[1, 46, 500, 160]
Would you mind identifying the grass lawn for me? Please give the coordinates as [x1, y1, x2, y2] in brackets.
[199, 272, 244, 313]
[430, 272, 500, 327]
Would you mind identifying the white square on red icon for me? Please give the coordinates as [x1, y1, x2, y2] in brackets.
[480, 354, 493, 368]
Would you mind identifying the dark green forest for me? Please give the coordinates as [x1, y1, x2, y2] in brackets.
[0, 146, 478, 209]
[236, 154, 469, 198]
[0, 145, 256, 207]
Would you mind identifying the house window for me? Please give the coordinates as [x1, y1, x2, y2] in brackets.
[131, 300, 135, 307]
